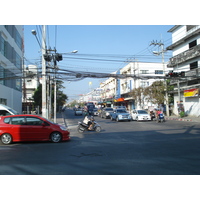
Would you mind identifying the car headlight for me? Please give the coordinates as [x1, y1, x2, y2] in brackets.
[118, 115, 122, 118]
[106, 112, 110, 116]
[60, 125, 67, 131]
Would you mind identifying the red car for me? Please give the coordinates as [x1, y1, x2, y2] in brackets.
[0, 114, 70, 145]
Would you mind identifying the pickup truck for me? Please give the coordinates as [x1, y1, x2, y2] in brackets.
[110, 109, 132, 122]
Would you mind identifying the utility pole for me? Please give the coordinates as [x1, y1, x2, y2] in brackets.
[41, 25, 47, 118]
[150, 40, 170, 116]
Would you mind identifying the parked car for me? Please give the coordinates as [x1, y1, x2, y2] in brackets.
[131, 109, 151, 121]
[93, 108, 99, 116]
[0, 104, 19, 116]
[110, 109, 132, 122]
[100, 107, 114, 118]
[0, 114, 70, 145]
[74, 108, 83, 116]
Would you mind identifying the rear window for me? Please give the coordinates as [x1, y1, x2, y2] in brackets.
[4, 117, 11, 124]
[105, 108, 113, 111]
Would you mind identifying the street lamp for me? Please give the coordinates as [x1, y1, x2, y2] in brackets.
[32, 26, 47, 118]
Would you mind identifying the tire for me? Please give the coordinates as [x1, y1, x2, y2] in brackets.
[136, 117, 139, 122]
[50, 132, 62, 143]
[111, 116, 113, 121]
[95, 126, 101, 132]
[1, 133, 12, 145]
[77, 125, 85, 133]
[116, 117, 120, 122]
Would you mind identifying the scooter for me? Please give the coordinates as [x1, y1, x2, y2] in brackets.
[77, 120, 101, 133]
[156, 113, 165, 123]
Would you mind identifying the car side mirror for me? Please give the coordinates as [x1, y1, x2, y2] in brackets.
[42, 122, 46, 127]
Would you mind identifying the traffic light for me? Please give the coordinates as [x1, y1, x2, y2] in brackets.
[43, 54, 52, 62]
[55, 53, 63, 62]
[167, 71, 185, 77]
[179, 71, 185, 77]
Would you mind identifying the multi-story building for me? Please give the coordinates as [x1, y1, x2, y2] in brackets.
[119, 61, 169, 111]
[0, 25, 23, 113]
[167, 25, 200, 116]
[22, 64, 40, 113]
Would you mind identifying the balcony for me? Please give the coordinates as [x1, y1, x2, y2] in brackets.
[167, 44, 200, 68]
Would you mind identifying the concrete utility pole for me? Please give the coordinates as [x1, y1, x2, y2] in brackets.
[41, 25, 47, 118]
[150, 40, 170, 116]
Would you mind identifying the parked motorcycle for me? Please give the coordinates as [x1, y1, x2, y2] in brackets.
[77, 119, 101, 133]
[156, 113, 165, 123]
[150, 111, 156, 121]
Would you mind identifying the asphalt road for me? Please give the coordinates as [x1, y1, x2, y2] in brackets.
[1, 109, 200, 175]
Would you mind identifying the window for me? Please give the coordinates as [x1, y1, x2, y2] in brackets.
[0, 37, 6, 56]
[26, 117, 44, 126]
[4, 117, 10, 124]
[155, 70, 163, 74]
[0, 98, 7, 105]
[140, 81, 149, 88]
[190, 61, 198, 70]
[0, 66, 5, 85]
[140, 70, 149, 74]
[11, 117, 25, 125]
[0, 110, 11, 116]
[189, 40, 197, 49]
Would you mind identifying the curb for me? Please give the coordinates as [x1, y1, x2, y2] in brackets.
[165, 117, 193, 122]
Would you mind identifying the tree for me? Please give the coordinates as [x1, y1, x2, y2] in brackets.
[129, 87, 146, 109]
[143, 80, 165, 105]
[32, 80, 68, 112]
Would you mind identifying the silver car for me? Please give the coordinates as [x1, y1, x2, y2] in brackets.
[131, 109, 151, 121]
[110, 109, 132, 122]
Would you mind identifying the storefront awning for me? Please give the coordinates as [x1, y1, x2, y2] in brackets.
[115, 98, 125, 102]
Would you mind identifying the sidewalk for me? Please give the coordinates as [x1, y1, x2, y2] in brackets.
[165, 115, 200, 123]
[56, 112, 66, 125]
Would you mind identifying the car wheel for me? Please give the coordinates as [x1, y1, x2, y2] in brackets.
[95, 126, 101, 132]
[136, 117, 139, 122]
[50, 132, 62, 143]
[77, 125, 85, 133]
[116, 117, 119, 122]
[1, 133, 12, 145]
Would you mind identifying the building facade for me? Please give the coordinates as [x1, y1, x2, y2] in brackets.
[167, 25, 200, 116]
[0, 25, 23, 113]
[119, 62, 168, 111]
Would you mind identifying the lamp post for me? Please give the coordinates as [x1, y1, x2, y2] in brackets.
[32, 26, 47, 118]
[152, 42, 170, 116]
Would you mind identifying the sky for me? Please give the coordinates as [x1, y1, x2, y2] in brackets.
[24, 25, 174, 102]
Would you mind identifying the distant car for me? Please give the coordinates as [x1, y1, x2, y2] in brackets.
[110, 109, 132, 122]
[100, 107, 114, 118]
[74, 108, 83, 116]
[113, 106, 127, 110]
[131, 109, 151, 121]
[0, 114, 70, 145]
[93, 108, 99, 116]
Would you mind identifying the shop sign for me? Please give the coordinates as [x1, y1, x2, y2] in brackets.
[184, 88, 199, 97]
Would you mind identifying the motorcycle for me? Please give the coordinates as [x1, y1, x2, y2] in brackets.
[150, 112, 156, 121]
[77, 119, 101, 133]
[156, 113, 165, 123]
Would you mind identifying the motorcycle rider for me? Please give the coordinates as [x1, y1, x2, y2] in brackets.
[83, 113, 93, 130]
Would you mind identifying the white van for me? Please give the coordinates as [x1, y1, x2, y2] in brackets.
[0, 104, 19, 116]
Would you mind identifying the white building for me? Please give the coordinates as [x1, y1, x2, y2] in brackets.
[0, 25, 23, 113]
[100, 77, 117, 105]
[119, 62, 170, 111]
[23, 65, 39, 102]
[167, 25, 200, 116]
